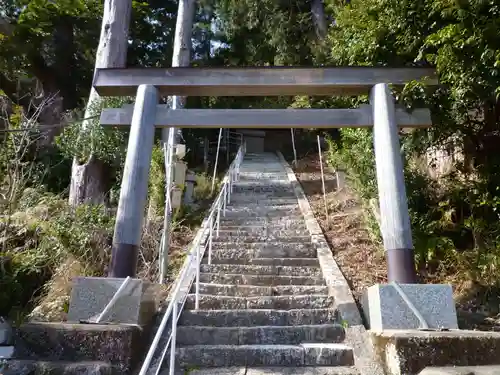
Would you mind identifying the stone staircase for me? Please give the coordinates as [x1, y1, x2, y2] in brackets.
[174, 153, 359, 374]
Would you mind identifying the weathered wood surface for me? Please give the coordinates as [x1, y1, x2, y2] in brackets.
[69, 0, 132, 206]
[110, 85, 158, 277]
[371, 83, 416, 283]
[93, 66, 438, 97]
[100, 106, 432, 128]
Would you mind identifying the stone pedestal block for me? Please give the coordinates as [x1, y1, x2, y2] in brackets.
[362, 283, 458, 331]
[67, 277, 157, 325]
[371, 330, 500, 375]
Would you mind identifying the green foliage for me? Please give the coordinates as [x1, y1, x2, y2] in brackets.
[322, 0, 500, 284]
[0, 187, 114, 317]
[55, 97, 131, 164]
[194, 173, 216, 201]
[149, 143, 166, 217]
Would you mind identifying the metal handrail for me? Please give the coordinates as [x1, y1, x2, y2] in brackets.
[138, 142, 246, 375]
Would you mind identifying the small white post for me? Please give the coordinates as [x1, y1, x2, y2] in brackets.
[208, 216, 213, 264]
[195, 244, 200, 310]
[317, 135, 328, 219]
[211, 128, 223, 194]
[169, 302, 178, 375]
[159, 142, 172, 283]
[222, 184, 227, 216]
[291, 128, 298, 167]
[216, 205, 221, 237]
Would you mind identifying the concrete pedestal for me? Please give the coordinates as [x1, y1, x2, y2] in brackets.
[67, 277, 157, 325]
[362, 283, 458, 331]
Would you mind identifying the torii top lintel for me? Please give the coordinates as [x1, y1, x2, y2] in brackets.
[92, 66, 438, 97]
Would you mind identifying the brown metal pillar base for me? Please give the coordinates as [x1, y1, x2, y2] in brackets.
[386, 248, 418, 284]
[109, 243, 139, 278]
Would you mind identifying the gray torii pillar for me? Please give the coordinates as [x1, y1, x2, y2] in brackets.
[109, 84, 158, 277]
[371, 83, 417, 284]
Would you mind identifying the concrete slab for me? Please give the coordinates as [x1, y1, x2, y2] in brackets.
[67, 277, 156, 325]
[0, 346, 14, 358]
[246, 367, 360, 374]
[419, 365, 500, 375]
[13, 322, 142, 374]
[371, 329, 500, 375]
[362, 283, 458, 330]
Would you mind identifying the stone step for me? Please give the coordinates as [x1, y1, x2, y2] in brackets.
[232, 182, 292, 188]
[175, 343, 354, 367]
[213, 235, 311, 244]
[203, 257, 319, 267]
[192, 283, 328, 297]
[179, 366, 360, 375]
[223, 210, 302, 217]
[221, 211, 303, 218]
[219, 218, 306, 226]
[231, 185, 295, 191]
[211, 243, 316, 254]
[230, 193, 296, 200]
[2, 360, 115, 375]
[237, 177, 289, 181]
[184, 295, 333, 310]
[220, 224, 308, 232]
[208, 246, 317, 259]
[418, 366, 500, 375]
[199, 264, 321, 277]
[225, 202, 299, 208]
[176, 324, 345, 346]
[226, 200, 299, 206]
[179, 308, 339, 327]
[216, 229, 310, 237]
[199, 273, 324, 286]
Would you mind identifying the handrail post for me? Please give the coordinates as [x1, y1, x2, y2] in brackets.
[208, 215, 213, 264]
[216, 204, 221, 237]
[371, 83, 417, 284]
[211, 128, 223, 194]
[230, 170, 235, 194]
[222, 185, 227, 216]
[138, 144, 245, 375]
[169, 302, 178, 375]
[195, 243, 200, 310]
[317, 135, 328, 220]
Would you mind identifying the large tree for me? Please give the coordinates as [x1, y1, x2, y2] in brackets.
[68, 0, 132, 206]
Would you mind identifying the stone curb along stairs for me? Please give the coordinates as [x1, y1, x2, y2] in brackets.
[170, 152, 363, 374]
[276, 151, 385, 375]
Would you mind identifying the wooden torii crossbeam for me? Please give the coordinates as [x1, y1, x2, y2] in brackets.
[93, 66, 437, 97]
[93, 66, 439, 284]
[100, 106, 432, 129]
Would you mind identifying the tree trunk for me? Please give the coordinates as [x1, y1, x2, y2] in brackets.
[68, 0, 132, 206]
[159, 0, 197, 280]
[311, 0, 327, 40]
[162, 0, 196, 144]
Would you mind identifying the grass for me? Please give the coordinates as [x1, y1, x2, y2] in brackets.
[1, 169, 220, 324]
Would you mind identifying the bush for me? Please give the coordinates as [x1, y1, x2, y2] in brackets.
[0, 188, 114, 319]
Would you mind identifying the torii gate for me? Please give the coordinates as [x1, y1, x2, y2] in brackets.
[94, 66, 438, 284]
